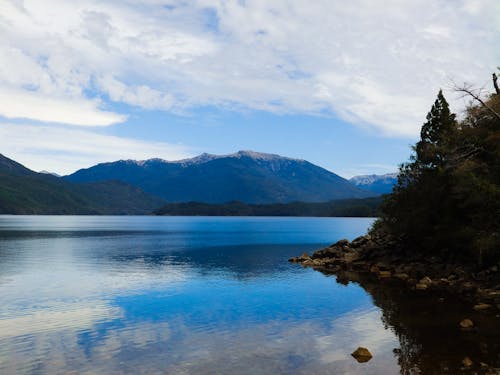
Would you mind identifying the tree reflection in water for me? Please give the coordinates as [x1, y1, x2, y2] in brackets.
[321, 269, 500, 374]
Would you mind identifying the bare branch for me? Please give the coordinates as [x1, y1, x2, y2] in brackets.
[493, 73, 500, 95]
[453, 83, 500, 121]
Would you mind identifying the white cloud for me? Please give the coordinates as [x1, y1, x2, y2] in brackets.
[0, 88, 126, 126]
[0, 122, 194, 174]
[97, 75, 175, 110]
[0, 0, 499, 135]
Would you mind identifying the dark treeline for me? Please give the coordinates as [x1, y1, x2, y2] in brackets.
[153, 196, 383, 217]
[373, 73, 500, 266]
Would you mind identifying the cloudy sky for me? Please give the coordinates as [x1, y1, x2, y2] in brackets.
[0, 0, 499, 176]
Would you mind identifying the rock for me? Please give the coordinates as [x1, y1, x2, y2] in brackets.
[415, 283, 428, 290]
[336, 239, 350, 247]
[351, 347, 373, 363]
[343, 252, 359, 263]
[438, 278, 450, 285]
[462, 356, 473, 367]
[289, 252, 313, 263]
[486, 290, 500, 299]
[459, 319, 474, 329]
[351, 235, 369, 247]
[419, 276, 433, 286]
[473, 303, 492, 311]
[394, 273, 409, 281]
[302, 259, 313, 266]
[461, 281, 478, 292]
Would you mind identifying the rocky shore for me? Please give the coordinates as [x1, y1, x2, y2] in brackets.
[289, 232, 500, 313]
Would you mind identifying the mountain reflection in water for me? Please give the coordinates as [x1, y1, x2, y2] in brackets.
[0, 216, 498, 374]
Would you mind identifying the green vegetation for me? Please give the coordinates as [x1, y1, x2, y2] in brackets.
[374, 77, 500, 265]
[0, 155, 165, 214]
[153, 197, 383, 217]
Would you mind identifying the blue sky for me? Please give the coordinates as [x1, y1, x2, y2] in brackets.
[0, 0, 499, 177]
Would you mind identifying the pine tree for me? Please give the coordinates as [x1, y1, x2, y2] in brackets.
[415, 90, 457, 169]
[374, 87, 500, 265]
[377, 91, 458, 253]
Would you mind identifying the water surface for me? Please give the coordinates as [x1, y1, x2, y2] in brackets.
[2, 216, 495, 374]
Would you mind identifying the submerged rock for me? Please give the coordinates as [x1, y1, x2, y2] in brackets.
[351, 347, 373, 363]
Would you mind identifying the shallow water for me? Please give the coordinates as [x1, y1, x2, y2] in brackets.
[0, 216, 498, 374]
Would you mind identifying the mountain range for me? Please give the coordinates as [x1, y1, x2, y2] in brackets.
[65, 150, 373, 204]
[0, 151, 397, 214]
[0, 154, 165, 214]
[349, 173, 398, 194]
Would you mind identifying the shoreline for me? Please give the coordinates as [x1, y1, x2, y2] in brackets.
[289, 232, 500, 313]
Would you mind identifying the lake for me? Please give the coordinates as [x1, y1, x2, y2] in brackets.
[0, 216, 497, 374]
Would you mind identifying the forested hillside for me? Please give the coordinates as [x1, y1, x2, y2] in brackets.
[0, 154, 165, 214]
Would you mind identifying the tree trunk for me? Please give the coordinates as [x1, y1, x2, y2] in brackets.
[493, 73, 500, 95]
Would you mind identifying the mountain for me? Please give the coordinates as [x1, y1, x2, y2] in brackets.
[39, 170, 61, 177]
[349, 173, 398, 195]
[0, 154, 165, 214]
[66, 150, 373, 203]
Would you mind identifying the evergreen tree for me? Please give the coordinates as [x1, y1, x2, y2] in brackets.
[415, 89, 457, 169]
[375, 85, 500, 265]
[377, 92, 460, 255]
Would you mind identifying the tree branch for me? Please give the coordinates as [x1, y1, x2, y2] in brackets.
[493, 73, 500, 95]
[454, 84, 500, 121]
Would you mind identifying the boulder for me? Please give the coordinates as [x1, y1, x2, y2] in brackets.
[415, 283, 428, 290]
[394, 273, 409, 281]
[351, 347, 373, 363]
[343, 252, 360, 263]
[462, 356, 473, 367]
[351, 235, 370, 248]
[459, 319, 474, 329]
[473, 303, 492, 311]
[378, 271, 392, 278]
[419, 276, 432, 286]
[336, 239, 350, 247]
[288, 252, 312, 263]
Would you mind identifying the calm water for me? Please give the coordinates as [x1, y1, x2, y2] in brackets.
[1, 216, 497, 375]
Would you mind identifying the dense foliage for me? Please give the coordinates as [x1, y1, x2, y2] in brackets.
[154, 197, 383, 217]
[375, 86, 500, 265]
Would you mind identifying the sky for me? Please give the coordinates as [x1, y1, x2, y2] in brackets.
[0, 0, 499, 178]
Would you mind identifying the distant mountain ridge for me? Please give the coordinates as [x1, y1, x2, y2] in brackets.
[66, 150, 374, 203]
[349, 173, 398, 194]
[0, 154, 165, 214]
